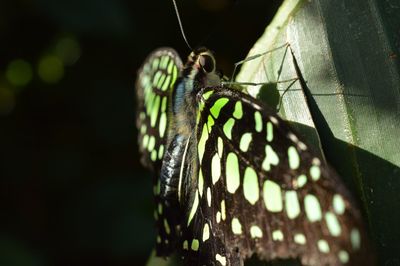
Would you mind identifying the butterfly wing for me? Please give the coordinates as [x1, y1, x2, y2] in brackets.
[136, 48, 182, 172]
[136, 48, 183, 256]
[180, 86, 373, 266]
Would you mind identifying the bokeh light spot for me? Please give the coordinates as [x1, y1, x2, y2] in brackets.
[55, 37, 81, 66]
[0, 87, 16, 115]
[5, 59, 33, 87]
[37, 55, 64, 84]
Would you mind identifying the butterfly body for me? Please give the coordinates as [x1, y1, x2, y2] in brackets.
[135, 47, 374, 266]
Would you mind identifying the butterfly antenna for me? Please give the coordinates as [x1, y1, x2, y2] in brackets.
[172, 0, 193, 51]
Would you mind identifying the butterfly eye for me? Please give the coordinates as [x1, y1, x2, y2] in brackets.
[199, 54, 215, 73]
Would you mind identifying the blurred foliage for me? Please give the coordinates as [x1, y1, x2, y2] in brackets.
[0, 0, 281, 265]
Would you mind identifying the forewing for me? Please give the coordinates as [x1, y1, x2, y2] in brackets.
[180, 87, 373, 266]
[136, 48, 182, 172]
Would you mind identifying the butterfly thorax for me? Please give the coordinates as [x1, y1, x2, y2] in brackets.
[172, 48, 221, 138]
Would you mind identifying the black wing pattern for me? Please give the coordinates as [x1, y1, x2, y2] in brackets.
[179, 86, 374, 266]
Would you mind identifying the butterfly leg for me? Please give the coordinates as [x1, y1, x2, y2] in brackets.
[222, 42, 300, 103]
[229, 43, 291, 82]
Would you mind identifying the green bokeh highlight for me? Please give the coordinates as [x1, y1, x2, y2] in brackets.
[6, 59, 33, 87]
[55, 37, 81, 66]
[37, 55, 64, 84]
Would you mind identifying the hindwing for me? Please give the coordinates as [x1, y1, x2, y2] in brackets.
[136, 48, 183, 257]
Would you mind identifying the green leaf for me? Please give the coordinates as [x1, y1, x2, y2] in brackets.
[238, 0, 400, 265]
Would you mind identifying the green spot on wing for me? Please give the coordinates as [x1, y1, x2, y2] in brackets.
[150, 95, 160, 127]
[198, 169, 204, 196]
[152, 71, 162, 86]
[304, 194, 322, 222]
[161, 96, 167, 112]
[266, 122, 273, 142]
[231, 218, 242, 235]
[339, 250, 349, 263]
[239, 132, 252, 152]
[210, 98, 229, 119]
[158, 202, 162, 214]
[233, 101, 243, 119]
[226, 153, 240, 193]
[333, 194, 346, 215]
[203, 90, 214, 100]
[250, 225, 263, 238]
[157, 74, 166, 89]
[297, 174, 307, 187]
[262, 145, 279, 171]
[167, 60, 174, 74]
[191, 239, 199, 251]
[243, 167, 259, 205]
[160, 55, 169, 69]
[263, 180, 283, 212]
[163, 219, 170, 234]
[198, 124, 208, 163]
[325, 212, 341, 237]
[217, 137, 223, 157]
[148, 136, 155, 151]
[285, 191, 300, 219]
[146, 91, 156, 115]
[171, 66, 178, 88]
[159, 112, 167, 138]
[187, 192, 199, 226]
[211, 153, 221, 184]
[317, 239, 330, 253]
[254, 111, 262, 132]
[207, 115, 215, 133]
[151, 150, 157, 161]
[272, 230, 284, 241]
[183, 240, 188, 250]
[158, 144, 164, 160]
[152, 58, 159, 70]
[161, 75, 171, 91]
[221, 200, 226, 220]
[288, 146, 300, 170]
[294, 234, 306, 245]
[140, 124, 146, 134]
[310, 165, 321, 181]
[202, 224, 210, 241]
[142, 134, 149, 148]
[351, 228, 361, 250]
[223, 118, 235, 140]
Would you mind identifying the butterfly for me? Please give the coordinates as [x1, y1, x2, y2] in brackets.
[135, 45, 375, 266]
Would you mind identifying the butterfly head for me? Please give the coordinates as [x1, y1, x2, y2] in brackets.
[189, 48, 216, 73]
[186, 47, 221, 88]
[171, 47, 222, 135]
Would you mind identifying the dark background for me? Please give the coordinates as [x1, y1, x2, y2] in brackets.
[0, 0, 282, 265]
